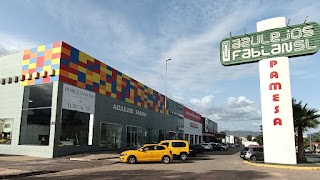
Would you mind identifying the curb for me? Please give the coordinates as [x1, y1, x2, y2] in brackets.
[243, 160, 320, 170]
[69, 156, 118, 161]
[0, 170, 59, 179]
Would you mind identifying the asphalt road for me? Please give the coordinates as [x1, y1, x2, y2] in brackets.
[17, 147, 319, 180]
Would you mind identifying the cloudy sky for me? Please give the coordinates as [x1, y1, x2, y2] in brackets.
[1, 0, 320, 133]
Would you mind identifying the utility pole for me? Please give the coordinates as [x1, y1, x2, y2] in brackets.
[310, 134, 312, 151]
[164, 58, 171, 140]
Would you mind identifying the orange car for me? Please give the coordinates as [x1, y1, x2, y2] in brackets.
[119, 144, 173, 164]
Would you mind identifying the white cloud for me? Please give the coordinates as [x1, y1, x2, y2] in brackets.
[187, 95, 261, 132]
[171, 95, 185, 103]
[0, 32, 39, 55]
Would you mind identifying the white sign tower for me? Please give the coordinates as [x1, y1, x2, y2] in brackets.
[258, 17, 296, 164]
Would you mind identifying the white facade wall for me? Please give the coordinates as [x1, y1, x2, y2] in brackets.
[184, 118, 202, 145]
[226, 135, 235, 144]
[0, 52, 58, 158]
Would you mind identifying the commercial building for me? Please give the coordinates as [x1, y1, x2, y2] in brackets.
[0, 41, 212, 158]
[202, 117, 218, 142]
[183, 107, 203, 145]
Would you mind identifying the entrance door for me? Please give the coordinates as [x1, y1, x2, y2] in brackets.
[126, 126, 142, 148]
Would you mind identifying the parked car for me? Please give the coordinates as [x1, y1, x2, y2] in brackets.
[240, 146, 264, 161]
[220, 143, 230, 150]
[201, 143, 213, 151]
[189, 145, 197, 157]
[159, 140, 190, 160]
[211, 143, 227, 151]
[228, 143, 236, 148]
[304, 147, 312, 153]
[189, 144, 205, 157]
[119, 144, 173, 164]
[193, 144, 205, 154]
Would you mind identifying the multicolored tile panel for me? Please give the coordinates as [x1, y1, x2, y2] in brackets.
[20, 41, 165, 113]
[21, 42, 61, 86]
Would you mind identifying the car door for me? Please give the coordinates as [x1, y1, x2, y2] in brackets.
[153, 145, 166, 161]
[139, 145, 155, 162]
[257, 147, 264, 160]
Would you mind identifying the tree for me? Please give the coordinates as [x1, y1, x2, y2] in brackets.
[312, 132, 320, 142]
[292, 98, 320, 162]
[255, 134, 263, 146]
[246, 135, 252, 141]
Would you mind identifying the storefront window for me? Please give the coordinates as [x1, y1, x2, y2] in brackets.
[158, 130, 165, 142]
[19, 83, 53, 145]
[185, 134, 189, 142]
[99, 122, 122, 149]
[144, 129, 158, 144]
[59, 109, 90, 146]
[190, 134, 194, 145]
[0, 118, 13, 144]
[195, 135, 198, 144]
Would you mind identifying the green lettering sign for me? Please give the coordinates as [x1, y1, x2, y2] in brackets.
[220, 22, 320, 66]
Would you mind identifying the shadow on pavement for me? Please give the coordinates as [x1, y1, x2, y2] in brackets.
[29, 169, 272, 180]
[204, 147, 242, 156]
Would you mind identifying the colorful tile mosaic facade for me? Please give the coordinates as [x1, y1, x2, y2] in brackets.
[21, 42, 61, 86]
[21, 41, 165, 113]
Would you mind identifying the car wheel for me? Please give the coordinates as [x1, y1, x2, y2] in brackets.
[180, 153, 188, 161]
[127, 155, 137, 164]
[250, 155, 257, 161]
[220, 148, 224, 151]
[162, 156, 170, 164]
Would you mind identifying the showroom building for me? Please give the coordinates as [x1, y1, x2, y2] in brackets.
[0, 41, 211, 158]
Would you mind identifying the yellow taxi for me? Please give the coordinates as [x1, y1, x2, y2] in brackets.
[119, 144, 173, 164]
[159, 140, 189, 160]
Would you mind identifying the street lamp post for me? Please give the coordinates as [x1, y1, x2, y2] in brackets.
[164, 58, 171, 140]
[309, 134, 312, 151]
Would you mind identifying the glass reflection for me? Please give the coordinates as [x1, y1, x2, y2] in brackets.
[0, 118, 13, 144]
[19, 83, 53, 145]
[59, 109, 89, 146]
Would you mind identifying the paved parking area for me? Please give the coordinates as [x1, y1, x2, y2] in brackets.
[1, 148, 320, 179]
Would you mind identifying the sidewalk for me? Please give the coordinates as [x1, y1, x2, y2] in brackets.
[69, 152, 119, 161]
[244, 160, 320, 170]
[0, 152, 119, 178]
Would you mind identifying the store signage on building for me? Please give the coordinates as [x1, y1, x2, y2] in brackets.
[190, 123, 198, 128]
[62, 83, 95, 114]
[184, 107, 202, 123]
[169, 110, 184, 118]
[113, 104, 147, 117]
[220, 22, 320, 66]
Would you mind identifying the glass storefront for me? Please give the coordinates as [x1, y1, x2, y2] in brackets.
[99, 122, 122, 149]
[185, 134, 189, 141]
[145, 128, 158, 144]
[127, 125, 142, 148]
[59, 109, 90, 146]
[190, 134, 194, 145]
[0, 118, 13, 144]
[19, 83, 53, 145]
[195, 135, 198, 144]
[158, 130, 165, 142]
